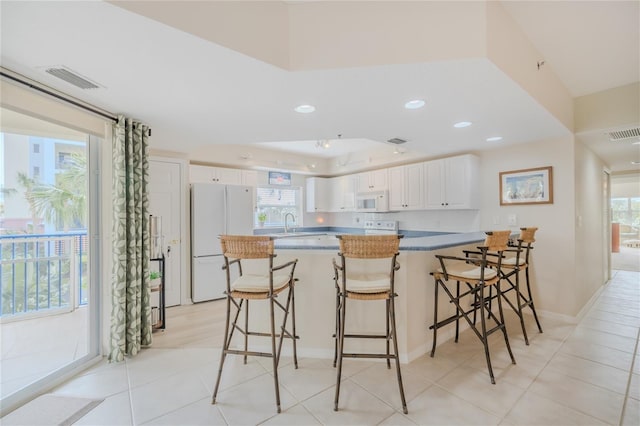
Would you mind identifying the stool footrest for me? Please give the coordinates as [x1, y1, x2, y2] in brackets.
[342, 353, 397, 360]
[246, 331, 299, 339]
[343, 333, 388, 339]
[225, 349, 274, 358]
[429, 308, 477, 330]
[486, 324, 504, 336]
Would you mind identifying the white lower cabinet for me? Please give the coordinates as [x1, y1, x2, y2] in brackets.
[388, 163, 424, 210]
[424, 154, 479, 209]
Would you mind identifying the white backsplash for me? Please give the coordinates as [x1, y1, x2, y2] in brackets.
[325, 209, 481, 232]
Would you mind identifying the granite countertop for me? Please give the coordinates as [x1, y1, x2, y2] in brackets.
[273, 231, 490, 252]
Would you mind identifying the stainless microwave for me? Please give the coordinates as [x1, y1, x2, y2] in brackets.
[356, 191, 389, 212]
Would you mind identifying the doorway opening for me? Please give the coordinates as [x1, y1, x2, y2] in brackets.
[610, 173, 640, 272]
[0, 107, 100, 411]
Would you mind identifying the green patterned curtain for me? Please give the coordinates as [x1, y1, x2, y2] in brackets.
[109, 115, 151, 362]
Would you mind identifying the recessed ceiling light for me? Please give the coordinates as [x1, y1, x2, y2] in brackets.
[453, 121, 472, 128]
[486, 136, 503, 142]
[294, 104, 315, 113]
[404, 99, 425, 110]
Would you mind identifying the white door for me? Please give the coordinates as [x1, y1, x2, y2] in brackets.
[149, 159, 183, 306]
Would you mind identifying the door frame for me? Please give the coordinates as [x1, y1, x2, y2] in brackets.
[149, 155, 189, 305]
[603, 169, 611, 282]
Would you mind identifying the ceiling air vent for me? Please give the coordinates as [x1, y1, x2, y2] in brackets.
[608, 128, 640, 141]
[45, 66, 100, 89]
[387, 138, 407, 145]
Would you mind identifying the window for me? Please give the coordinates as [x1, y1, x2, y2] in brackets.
[0, 106, 100, 411]
[255, 186, 302, 228]
[57, 151, 72, 169]
[612, 197, 640, 227]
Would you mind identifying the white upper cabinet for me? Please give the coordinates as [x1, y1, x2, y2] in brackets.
[329, 175, 356, 212]
[355, 168, 388, 192]
[424, 154, 479, 209]
[306, 177, 331, 212]
[241, 170, 258, 187]
[388, 163, 424, 210]
[189, 165, 242, 185]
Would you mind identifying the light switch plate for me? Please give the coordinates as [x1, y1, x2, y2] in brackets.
[508, 214, 517, 226]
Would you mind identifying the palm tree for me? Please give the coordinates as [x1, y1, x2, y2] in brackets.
[3, 152, 87, 233]
[24, 153, 86, 231]
[14, 172, 42, 233]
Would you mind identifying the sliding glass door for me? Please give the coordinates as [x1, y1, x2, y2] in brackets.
[0, 107, 100, 410]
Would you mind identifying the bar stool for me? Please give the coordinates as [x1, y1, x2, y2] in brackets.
[492, 227, 543, 345]
[333, 234, 407, 414]
[430, 230, 515, 384]
[211, 235, 299, 413]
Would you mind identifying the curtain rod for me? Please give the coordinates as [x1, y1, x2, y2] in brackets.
[1, 70, 118, 123]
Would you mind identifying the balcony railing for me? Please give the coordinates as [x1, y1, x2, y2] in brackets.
[0, 231, 88, 319]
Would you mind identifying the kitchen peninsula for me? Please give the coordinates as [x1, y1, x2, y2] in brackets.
[242, 231, 493, 363]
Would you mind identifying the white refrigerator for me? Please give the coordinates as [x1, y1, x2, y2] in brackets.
[191, 183, 254, 302]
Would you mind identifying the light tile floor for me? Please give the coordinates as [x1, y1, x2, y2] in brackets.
[45, 270, 640, 424]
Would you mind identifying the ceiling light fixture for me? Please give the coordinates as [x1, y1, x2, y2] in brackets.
[486, 136, 503, 142]
[453, 121, 472, 128]
[393, 147, 406, 155]
[632, 140, 640, 145]
[632, 161, 640, 165]
[294, 104, 315, 113]
[316, 139, 331, 149]
[404, 99, 425, 110]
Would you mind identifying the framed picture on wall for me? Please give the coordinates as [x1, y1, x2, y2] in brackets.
[268, 171, 291, 186]
[499, 166, 553, 205]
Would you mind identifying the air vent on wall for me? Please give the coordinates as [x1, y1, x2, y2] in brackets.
[387, 138, 407, 145]
[608, 128, 640, 141]
[45, 66, 100, 89]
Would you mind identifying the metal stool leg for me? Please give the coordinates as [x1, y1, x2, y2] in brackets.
[525, 267, 544, 333]
[244, 300, 249, 364]
[514, 268, 530, 345]
[212, 295, 232, 404]
[430, 276, 439, 357]
[386, 299, 391, 369]
[497, 281, 516, 365]
[479, 284, 496, 384]
[389, 294, 408, 414]
[334, 291, 347, 411]
[269, 295, 282, 413]
[290, 282, 299, 368]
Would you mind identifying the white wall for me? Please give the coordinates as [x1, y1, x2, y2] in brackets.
[478, 136, 579, 317]
[611, 173, 640, 198]
[574, 141, 608, 314]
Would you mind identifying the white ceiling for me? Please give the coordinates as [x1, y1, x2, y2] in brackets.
[1, 1, 638, 172]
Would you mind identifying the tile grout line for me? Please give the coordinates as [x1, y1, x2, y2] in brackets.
[499, 278, 631, 425]
[618, 326, 640, 426]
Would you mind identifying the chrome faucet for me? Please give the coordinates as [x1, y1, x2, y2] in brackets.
[284, 213, 296, 233]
